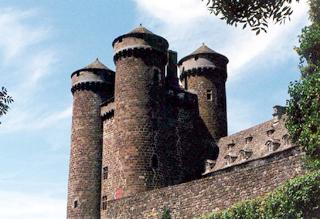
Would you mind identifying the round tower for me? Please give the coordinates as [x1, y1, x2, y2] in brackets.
[178, 44, 229, 140]
[67, 58, 115, 219]
[107, 25, 168, 200]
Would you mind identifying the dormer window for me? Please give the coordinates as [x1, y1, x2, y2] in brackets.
[266, 128, 275, 137]
[240, 149, 253, 160]
[227, 141, 235, 150]
[282, 134, 290, 146]
[265, 139, 281, 152]
[194, 55, 199, 61]
[204, 159, 216, 173]
[207, 90, 213, 101]
[245, 136, 253, 144]
[224, 154, 237, 165]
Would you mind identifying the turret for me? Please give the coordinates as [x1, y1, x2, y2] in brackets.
[67, 58, 115, 219]
[178, 44, 228, 140]
[166, 50, 179, 89]
[104, 25, 168, 201]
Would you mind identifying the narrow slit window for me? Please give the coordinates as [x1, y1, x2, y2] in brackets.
[207, 90, 213, 101]
[153, 69, 160, 86]
[74, 200, 78, 208]
[151, 154, 159, 170]
[103, 166, 108, 180]
[102, 196, 107, 210]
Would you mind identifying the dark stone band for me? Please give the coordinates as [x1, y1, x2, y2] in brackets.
[180, 67, 227, 81]
[113, 47, 167, 67]
[71, 81, 110, 94]
[102, 109, 114, 121]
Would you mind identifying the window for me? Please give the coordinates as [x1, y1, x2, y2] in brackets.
[245, 136, 253, 144]
[102, 196, 107, 210]
[194, 55, 199, 60]
[266, 128, 275, 137]
[225, 154, 237, 165]
[74, 200, 78, 208]
[153, 69, 160, 86]
[207, 90, 213, 101]
[227, 141, 235, 150]
[282, 134, 290, 146]
[103, 166, 108, 180]
[240, 149, 253, 160]
[265, 139, 280, 152]
[151, 154, 159, 170]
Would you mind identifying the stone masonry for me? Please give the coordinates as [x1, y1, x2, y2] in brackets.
[67, 25, 304, 219]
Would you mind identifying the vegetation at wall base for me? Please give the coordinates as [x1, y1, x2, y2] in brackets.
[161, 206, 171, 219]
[199, 170, 320, 219]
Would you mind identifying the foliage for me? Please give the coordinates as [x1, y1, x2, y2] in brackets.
[308, 0, 320, 23]
[203, 0, 297, 34]
[295, 23, 320, 76]
[161, 206, 171, 219]
[0, 86, 14, 124]
[286, 72, 320, 168]
[286, 0, 320, 168]
[200, 171, 320, 219]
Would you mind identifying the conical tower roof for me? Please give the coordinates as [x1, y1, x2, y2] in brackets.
[112, 25, 169, 50]
[129, 24, 153, 34]
[84, 58, 111, 70]
[71, 58, 114, 77]
[190, 43, 218, 55]
[178, 43, 228, 65]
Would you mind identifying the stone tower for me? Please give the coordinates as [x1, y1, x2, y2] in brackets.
[178, 44, 229, 140]
[104, 25, 169, 200]
[67, 59, 114, 219]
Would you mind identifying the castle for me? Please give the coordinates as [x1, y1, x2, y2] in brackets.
[67, 25, 303, 219]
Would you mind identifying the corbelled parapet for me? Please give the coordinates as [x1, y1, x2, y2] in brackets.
[178, 43, 229, 140]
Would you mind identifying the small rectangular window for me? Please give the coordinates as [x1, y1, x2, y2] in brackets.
[103, 166, 108, 180]
[102, 196, 107, 210]
[207, 90, 213, 101]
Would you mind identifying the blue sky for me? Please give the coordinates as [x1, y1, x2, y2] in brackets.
[0, 0, 309, 218]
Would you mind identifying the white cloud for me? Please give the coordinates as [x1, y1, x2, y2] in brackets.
[0, 7, 70, 134]
[133, 0, 309, 78]
[0, 8, 49, 62]
[134, 0, 208, 25]
[0, 105, 72, 133]
[0, 190, 65, 219]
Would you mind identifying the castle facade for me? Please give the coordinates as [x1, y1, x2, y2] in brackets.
[67, 26, 300, 219]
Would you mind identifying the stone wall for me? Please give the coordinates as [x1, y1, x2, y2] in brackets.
[105, 147, 304, 219]
[67, 89, 104, 219]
